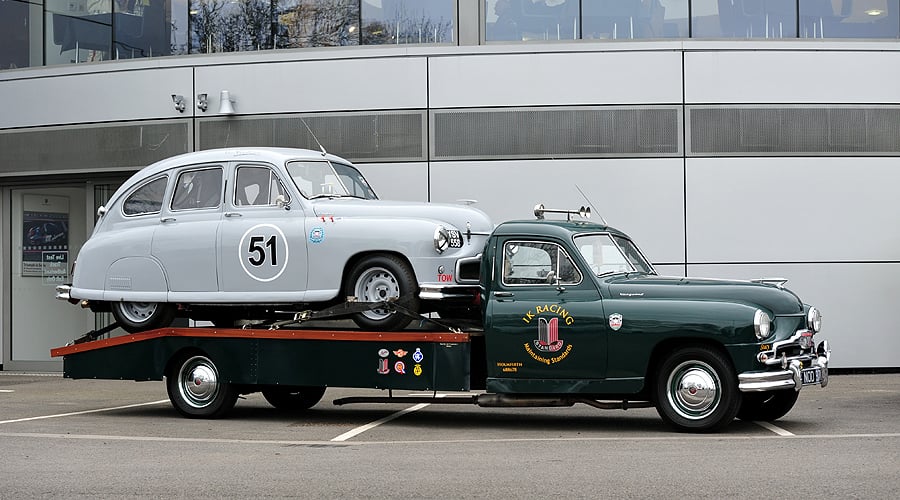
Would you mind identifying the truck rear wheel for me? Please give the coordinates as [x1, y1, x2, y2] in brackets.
[345, 254, 418, 331]
[262, 386, 326, 411]
[111, 301, 175, 333]
[737, 390, 799, 422]
[654, 346, 740, 432]
[167, 354, 238, 418]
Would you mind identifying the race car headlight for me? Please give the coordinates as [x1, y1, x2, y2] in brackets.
[807, 307, 822, 333]
[433, 226, 450, 254]
[754, 309, 771, 340]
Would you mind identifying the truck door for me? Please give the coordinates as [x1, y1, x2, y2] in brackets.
[484, 237, 608, 382]
[218, 163, 309, 300]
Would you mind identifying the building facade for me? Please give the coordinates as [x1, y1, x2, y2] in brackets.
[2, 0, 899, 371]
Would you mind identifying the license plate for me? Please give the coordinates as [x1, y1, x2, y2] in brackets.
[448, 230, 463, 248]
[801, 367, 821, 385]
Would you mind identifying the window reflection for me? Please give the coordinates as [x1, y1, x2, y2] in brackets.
[692, 0, 797, 38]
[46, 0, 113, 64]
[800, 0, 899, 38]
[361, 0, 455, 44]
[486, 0, 579, 41]
[582, 0, 685, 39]
[1, 0, 42, 69]
[113, 0, 172, 59]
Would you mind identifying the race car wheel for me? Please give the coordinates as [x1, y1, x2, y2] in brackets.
[167, 354, 238, 419]
[655, 346, 740, 432]
[345, 254, 419, 331]
[111, 301, 176, 333]
[737, 389, 800, 422]
[262, 386, 327, 411]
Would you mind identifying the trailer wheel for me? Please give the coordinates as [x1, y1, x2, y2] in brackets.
[345, 254, 418, 331]
[167, 354, 238, 418]
[654, 346, 740, 432]
[111, 301, 175, 333]
[262, 386, 327, 411]
[737, 390, 799, 422]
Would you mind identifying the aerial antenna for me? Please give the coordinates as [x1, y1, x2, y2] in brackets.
[575, 184, 606, 225]
[300, 116, 328, 157]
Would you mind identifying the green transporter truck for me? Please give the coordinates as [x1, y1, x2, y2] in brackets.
[52, 205, 830, 432]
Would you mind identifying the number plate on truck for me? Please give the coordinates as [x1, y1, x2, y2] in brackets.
[801, 367, 821, 385]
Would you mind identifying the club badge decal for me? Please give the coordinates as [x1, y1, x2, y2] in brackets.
[521, 305, 574, 365]
[609, 313, 623, 331]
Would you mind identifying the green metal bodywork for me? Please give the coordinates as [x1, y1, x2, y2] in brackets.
[59, 218, 817, 399]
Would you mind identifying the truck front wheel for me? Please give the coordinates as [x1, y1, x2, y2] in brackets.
[167, 354, 238, 418]
[262, 386, 327, 411]
[345, 254, 419, 331]
[654, 346, 740, 432]
[737, 390, 799, 422]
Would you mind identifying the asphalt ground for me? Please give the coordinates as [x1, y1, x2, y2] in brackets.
[1, 372, 898, 499]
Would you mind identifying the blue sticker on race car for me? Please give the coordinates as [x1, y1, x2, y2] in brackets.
[309, 227, 325, 244]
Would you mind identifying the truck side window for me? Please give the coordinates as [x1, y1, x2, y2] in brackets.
[123, 176, 168, 216]
[502, 241, 582, 286]
[235, 166, 289, 206]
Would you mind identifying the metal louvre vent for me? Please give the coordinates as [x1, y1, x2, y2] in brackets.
[689, 106, 900, 155]
[0, 121, 189, 176]
[432, 106, 681, 160]
[197, 112, 426, 163]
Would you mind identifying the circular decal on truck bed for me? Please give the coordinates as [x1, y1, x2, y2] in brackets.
[239, 223, 289, 282]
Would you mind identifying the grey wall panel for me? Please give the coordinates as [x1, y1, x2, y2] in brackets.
[685, 51, 900, 104]
[429, 51, 684, 108]
[356, 162, 429, 202]
[0, 67, 194, 129]
[194, 58, 428, 116]
[428, 158, 686, 263]
[686, 157, 900, 263]
[689, 262, 900, 369]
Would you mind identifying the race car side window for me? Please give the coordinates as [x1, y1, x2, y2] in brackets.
[235, 165, 290, 206]
[123, 176, 168, 216]
[171, 167, 223, 211]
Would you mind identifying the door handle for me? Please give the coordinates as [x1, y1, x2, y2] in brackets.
[493, 291, 514, 298]
[160, 217, 176, 223]
[224, 212, 243, 217]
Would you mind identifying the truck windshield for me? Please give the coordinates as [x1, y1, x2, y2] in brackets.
[286, 160, 378, 200]
[574, 234, 656, 276]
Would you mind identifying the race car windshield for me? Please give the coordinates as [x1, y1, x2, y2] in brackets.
[286, 160, 379, 200]
[574, 234, 656, 276]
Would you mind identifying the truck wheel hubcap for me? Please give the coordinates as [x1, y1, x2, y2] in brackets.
[355, 266, 400, 321]
[667, 360, 720, 420]
[178, 356, 219, 408]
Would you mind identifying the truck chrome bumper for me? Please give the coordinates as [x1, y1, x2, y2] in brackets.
[738, 340, 830, 392]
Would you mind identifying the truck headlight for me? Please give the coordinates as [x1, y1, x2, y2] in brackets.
[433, 226, 450, 254]
[807, 307, 822, 333]
[754, 309, 771, 340]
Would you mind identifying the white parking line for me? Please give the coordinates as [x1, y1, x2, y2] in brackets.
[0, 400, 169, 425]
[330, 394, 447, 442]
[755, 421, 795, 436]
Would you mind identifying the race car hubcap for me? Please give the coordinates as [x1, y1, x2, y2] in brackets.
[119, 302, 158, 323]
[178, 356, 219, 408]
[667, 360, 720, 420]
[355, 266, 400, 321]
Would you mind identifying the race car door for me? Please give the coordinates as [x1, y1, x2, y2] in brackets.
[484, 237, 608, 384]
[218, 163, 309, 301]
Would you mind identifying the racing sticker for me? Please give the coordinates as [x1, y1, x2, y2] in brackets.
[521, 304, 574, 365]
[238, 224, 289, 282]
[309, 227, 325, 244]
[609, 313, 623, 331]
[394, 361, 406, 374]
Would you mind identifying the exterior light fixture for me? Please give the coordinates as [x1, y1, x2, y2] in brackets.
[219, 90, 235, 114]
[196, 93, 208, 112]
[171, 94, 186, 113]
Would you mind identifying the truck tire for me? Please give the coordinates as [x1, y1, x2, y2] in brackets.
[345, 254, 418, 331]
[167, 354, 238, 418]
[654, 346, 740, 432]
[262, 386, 327, 411]
[111, 301, 175, 333]
[736, 390, 799, 422]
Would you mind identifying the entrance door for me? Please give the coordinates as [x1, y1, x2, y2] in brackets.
[6, 187, 92, 368]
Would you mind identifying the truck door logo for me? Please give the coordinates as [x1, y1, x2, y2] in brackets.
[609, 313, 623, 331]
[534, 317, 564, 353]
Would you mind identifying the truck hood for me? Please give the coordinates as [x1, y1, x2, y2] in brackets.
[311, 199, 493, 233]
[606, 275, 804, 315]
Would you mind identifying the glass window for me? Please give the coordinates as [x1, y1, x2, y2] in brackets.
[574, 233, 655, 276]
[46, 0, 113, 65]
[692, 0, 796, 38]
[235, 165, 289, 206]
[361, 0, 455, 44]
[502, 240, 581, 286]
[286, 160, 378, 199]
[123, 176, 168, 216]
[486, 0, 579, 42]
[113, 0, 174, 59]
[583, 0, 683, 39]
[171, 167, 223, 210]
[0, 0, 43, 70]
[800, 0, 899, 38]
